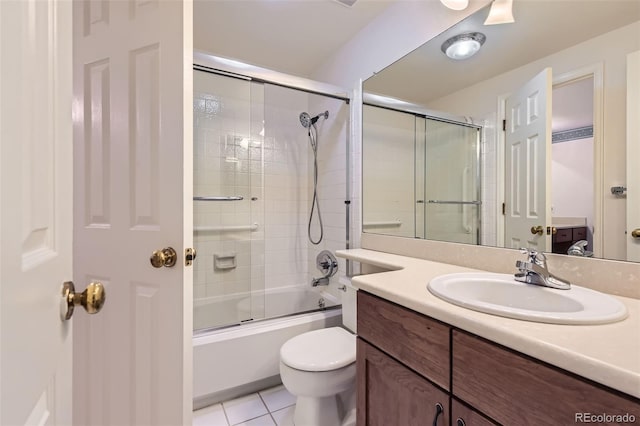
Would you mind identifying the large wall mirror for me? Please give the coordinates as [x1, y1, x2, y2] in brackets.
[362, 1, 640, 263]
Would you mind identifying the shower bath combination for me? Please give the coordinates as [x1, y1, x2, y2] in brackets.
[299, 110, 329, 245]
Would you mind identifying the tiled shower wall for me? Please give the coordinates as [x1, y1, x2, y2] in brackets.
[307, 96, 350, 296]
[262, 85, 310, 291]
[193, 70, 348, 322]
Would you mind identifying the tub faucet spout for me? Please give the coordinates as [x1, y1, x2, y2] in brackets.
[311, 276, 330, 287]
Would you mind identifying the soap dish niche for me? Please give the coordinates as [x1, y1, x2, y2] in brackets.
[214, 253, 237, 270]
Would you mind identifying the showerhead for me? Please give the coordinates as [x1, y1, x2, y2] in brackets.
[299, 112, 312, 129]
[299, 111, 329, 129]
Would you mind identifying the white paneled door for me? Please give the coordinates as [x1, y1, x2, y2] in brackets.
[72, 0, 193, 425]
[1, 0, 74, 424]
[1, 0, 193, 425]
[504, 68, 553, 252]
[627, 51, 640, 262]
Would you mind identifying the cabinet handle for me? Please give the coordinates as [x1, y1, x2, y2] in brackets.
[432, 403, 444, 426]
[457, 419, 466, 426]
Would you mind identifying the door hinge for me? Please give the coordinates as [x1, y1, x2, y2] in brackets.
[185, 248, 197, 267]
[502, 119, 506, 132]
[502, 202, 506, 215]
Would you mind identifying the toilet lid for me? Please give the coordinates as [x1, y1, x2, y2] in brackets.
[280, 327, 356, 372]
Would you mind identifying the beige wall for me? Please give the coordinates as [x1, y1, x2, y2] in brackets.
[427, 22, 640, 260]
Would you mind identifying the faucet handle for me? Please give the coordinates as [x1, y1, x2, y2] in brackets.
[519, 248, 547, 267]
[519, 247, 538, 261]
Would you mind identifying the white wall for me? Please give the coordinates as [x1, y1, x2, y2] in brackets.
[552, 137, 595, 247]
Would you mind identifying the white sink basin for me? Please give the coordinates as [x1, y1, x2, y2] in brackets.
[428, 273, 628, 325]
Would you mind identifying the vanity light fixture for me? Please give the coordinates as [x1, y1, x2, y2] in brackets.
[484, 0, 515, 25]
[441, 32, 486, 60]
[439, 0, 469, 11]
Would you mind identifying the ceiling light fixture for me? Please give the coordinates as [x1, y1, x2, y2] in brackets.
[439, 0, 469, 11]
[484, 0, 515, 25]
[441, 32, 486, 60]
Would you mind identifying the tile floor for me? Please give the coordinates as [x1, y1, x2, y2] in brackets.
[194, 385, 296, 426]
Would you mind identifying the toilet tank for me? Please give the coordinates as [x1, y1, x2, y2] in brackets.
[340, 279, 358, 333]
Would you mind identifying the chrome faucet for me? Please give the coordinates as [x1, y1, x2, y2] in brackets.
[514, 248, 571, 290]
[567, 240, 593, 257]
[311, 250, 338, 287]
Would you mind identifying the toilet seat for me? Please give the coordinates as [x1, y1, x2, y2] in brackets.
[280, 327, 355, 372]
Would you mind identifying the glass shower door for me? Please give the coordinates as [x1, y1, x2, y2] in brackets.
[423, 118, 480, 244]
[193, 69, 265, 331]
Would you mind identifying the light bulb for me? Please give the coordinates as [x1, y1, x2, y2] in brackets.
[441, 32, 486, 60]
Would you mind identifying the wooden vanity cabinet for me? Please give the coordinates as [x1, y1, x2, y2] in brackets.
[357, 291, 640, 426]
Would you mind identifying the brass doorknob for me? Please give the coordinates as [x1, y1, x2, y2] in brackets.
[61, 281, 106, 321]
[530, 226, 544, 236]
[150, 247, 177, 268]
[632, 229, 640, 239]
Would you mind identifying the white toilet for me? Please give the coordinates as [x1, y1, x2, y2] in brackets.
[279, 284, 357, 426]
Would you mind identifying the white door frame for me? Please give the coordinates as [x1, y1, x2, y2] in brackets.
[627, 50, 640, 262]
[552, 63, 604, 258]
[497, 63, 604, 256]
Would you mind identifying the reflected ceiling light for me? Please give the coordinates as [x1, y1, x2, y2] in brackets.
[440, 0, 469, 11]
[484, 0, 515, 25]
[441, 32, 486, 60]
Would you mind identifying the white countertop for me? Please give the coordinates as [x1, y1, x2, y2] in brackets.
[336, 248, 640, 399]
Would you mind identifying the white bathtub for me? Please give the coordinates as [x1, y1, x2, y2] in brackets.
[193, 287, 342, 408]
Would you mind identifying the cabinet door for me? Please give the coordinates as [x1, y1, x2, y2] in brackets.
[358, 291, 450, 389]
[357, 338, 449, 426]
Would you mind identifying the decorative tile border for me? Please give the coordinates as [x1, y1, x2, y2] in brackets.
[552, 126, 593, 143]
